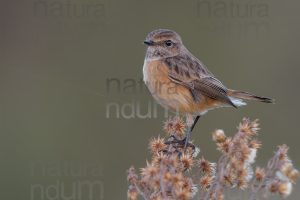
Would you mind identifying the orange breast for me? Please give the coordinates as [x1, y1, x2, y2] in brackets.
[143, 60, 221, 114]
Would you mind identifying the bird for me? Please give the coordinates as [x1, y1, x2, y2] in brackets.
[142, 29, 273, 148]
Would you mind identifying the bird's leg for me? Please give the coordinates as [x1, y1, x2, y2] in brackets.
[184, 115, 200, 149]
[164, 115, 200, 154]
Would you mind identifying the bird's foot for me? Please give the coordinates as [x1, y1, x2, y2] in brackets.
[164, 135, 195, 155]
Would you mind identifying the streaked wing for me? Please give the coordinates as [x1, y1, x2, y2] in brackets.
[192, 77, 236, 108]
[165, 55, 236, 107]
[164, 54, 213, 80]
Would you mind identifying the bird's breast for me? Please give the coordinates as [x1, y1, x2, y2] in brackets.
[143, 59, 197, 113]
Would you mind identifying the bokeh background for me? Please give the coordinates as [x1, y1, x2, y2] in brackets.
[1, 0, 300, 199]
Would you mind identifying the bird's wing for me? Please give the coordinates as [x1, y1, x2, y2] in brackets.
[165, 56, 236, 107]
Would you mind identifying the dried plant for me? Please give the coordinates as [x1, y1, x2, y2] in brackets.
[127, 117, 299, 200]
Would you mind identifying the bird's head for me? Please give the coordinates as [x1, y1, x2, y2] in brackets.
[144, 29, 183, 60]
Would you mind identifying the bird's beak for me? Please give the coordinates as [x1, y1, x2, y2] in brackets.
[143, 40, 154, 46]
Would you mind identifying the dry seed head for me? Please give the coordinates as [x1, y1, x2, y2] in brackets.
[212, 129, 226, 143]
[237, 178, 248, 190]
[184, 145, 197, 158]
[238, 118, 259, 137]
[217, 137, 231, 153]
[127, 166, 138, 184]
[281, 163, 293, 177]
[141, 162, 159, 179]
[149, 136, 166, 153]
[237, 168, 248, 179]
[278, 144, 289, 161]
[127, 118, 298, 200]
[268, 180, 279, 193]
[182, 177, 194, 190]
[163, 117, 186, 138]
[152, 152, 167, 166]
[199, 175, 213, 190]
[288, 169, 299, 183]
[127, 185, 138, 200]
[278, 181, 293, 197]
[198, 157, 216, 175]
[281, 163, 299, 183]
[173, 117, 186, 138]
[222, 174, 235, 187]
[181, 153, 194, 171]
[255, 167, 265, 182]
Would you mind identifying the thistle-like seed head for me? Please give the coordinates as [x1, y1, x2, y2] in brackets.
[173, 117, 186, 138]
[199, 175, 214, 190]
[127, 185, 138, 200]
[212, 129, 226, 143]
[216, 137, 232, 153]
[277, 144, 289, 161]
[238, 118, 260, 138]
[141, 162, 159, 180]
[278, 181, 293, 197]
[149, 136, 166, 153]
[181, 153, 194, 171]
[255, 167, 265, 182]
[268, 180, 279, 193]
[198, 157, 216, 175]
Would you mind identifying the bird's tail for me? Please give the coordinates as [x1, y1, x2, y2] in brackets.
[228, 89, 274, 104]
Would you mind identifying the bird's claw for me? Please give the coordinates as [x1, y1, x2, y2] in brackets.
[164, 134, 195, 154]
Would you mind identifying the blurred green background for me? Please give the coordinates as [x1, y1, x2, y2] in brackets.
[1, 0, 300, 199]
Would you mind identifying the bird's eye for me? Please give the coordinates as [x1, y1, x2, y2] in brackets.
[165, 40, 173, 47]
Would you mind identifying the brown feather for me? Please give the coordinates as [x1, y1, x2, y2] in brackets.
[228, 90, 274, 103]
[166, 55, 237, 108]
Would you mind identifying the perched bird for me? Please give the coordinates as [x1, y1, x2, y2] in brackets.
[142, 29, 273, 147]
